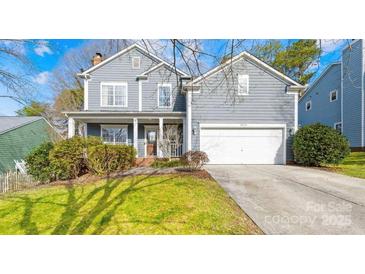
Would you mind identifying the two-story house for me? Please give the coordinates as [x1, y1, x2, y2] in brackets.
[65, 43, 304, 164]
[299, 39, 365, 150]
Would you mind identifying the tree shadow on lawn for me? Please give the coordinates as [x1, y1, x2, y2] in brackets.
[8, 172, 183, 235]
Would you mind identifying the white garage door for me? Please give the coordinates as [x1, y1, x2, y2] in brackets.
[200, 127, 285, 165]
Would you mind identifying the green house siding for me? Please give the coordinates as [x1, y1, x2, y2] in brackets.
[0, 119, 53, 173]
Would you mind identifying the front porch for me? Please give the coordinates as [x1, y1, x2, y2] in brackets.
[66, 112, 187, 158]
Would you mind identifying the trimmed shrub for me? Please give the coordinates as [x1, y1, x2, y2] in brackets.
[25, 142, 55, 182]
[181, 151, 209, 170]
[293, 123, 350, 166]
[87, 144, 136, 175]
[49, 136, 102, 180]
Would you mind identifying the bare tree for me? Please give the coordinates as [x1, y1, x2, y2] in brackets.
[158, 125, 183, 159]
[0, 39, 39, 106]
[50, 39, 132, 96]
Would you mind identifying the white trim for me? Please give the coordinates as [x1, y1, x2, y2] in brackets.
[330, 89, 338, 102]
[361, 40, 365, 147]
[341, 53, 344, 133]
[67, 117, 75, 139]
[294, 93, 298, 132]
[100, 124, 128, 145]
[238, 74, 249, 96]
[133, 118, 138, 156]
[100, 82, 128, 107]
[64, 111, 185, 115]
[186, 91, 192, 151]
[199, 123, 287, 165]
[132, 56, 141, 69]
[140, 63, 164, 76]
[79, 43, 188, 77]
[182, 117, 186, 153]
[69, 116, 184, 121]
[157, 83, 173, 108]
[305, 100, 312, 112]
[159, 117, 164, 157]
[84, 79, 89, 110]
[299, 62, 341, 102]
[200, 123, 287, 129]
[144, 125, 159, 157]
[138, 80, 143, 112]
[187, 51, 303, 87]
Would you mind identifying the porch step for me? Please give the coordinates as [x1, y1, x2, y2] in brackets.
[135, 158, 155, 167]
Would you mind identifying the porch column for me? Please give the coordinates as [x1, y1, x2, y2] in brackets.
[159, 117, 164, 157]
[68, 117, 75, 138]
[182, 117, 186, 153]
[186, 91, 192, 151]
[133, 118, 138, 157]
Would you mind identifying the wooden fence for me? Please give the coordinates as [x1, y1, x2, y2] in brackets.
[0, 171, 40, 194]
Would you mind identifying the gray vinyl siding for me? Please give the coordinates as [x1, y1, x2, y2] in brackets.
[342, 39, 363, 147]
[141, 66, 185, 112]
[298, 64, 341, 129]
[191, 58, 296, 161]
[87, 47, 185, 112]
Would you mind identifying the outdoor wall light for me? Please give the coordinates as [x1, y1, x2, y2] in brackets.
[289, 127, 295, 136]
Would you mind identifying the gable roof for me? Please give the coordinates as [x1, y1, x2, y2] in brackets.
[78, 43, 188, 77]
[0, 116, 43, 135]
[186, 51, 304, 88]
[298, 62, 341, 102]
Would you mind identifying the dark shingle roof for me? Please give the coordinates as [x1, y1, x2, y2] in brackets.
[0, 116, 43, 135]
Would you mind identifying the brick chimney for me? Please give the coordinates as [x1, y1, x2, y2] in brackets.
[92, 53, 103, 66]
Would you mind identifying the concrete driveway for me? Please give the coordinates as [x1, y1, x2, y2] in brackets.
[205, 165, 365, 234]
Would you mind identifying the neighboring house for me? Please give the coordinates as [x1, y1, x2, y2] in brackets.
[0, 116, 57, 173]
[299, 39, 365, 150]
[65, 43, 304, 165]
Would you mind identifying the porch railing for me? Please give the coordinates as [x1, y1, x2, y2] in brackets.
[169, 142, 183, 157]
[102, 137, 183, 157]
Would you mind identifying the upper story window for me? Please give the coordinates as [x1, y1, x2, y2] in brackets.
[101, 125, 128, 144]
[100, 82, 128, 107]
[305, 100, 312, 111]
[158, 84, 172, 108]
[132, 57, 141, 69]
[330, 89, 338, 102]
[238, 75, 249, 95]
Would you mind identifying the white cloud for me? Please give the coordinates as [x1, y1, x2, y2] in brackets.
[34, 40, 53, 57]
[33, 71, 50, 84]
[317, 39, 346, 54]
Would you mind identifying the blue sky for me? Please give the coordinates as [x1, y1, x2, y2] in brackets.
[0, 39, 348, 116]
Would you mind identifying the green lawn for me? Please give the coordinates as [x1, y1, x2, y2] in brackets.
[327, 152, 365, 179]
[0, 174, 262, 235]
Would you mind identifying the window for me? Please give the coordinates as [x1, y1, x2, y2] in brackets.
[330, 89, 338, 102]
[305, 100, 312, 111]
[101, 83, 128, 107]
[132, 57, 140, 69]
[334, 122, 342, 133]
[238, 74, 249, 95]
[158, 84, 172, 108]
[101, 125, 128, 144]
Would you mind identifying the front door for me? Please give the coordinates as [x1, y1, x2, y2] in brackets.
[146, 128, 158, 156]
